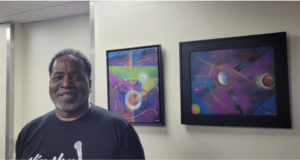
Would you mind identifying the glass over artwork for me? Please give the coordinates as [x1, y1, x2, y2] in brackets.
[190, 46, 276, 115]
[108, 47, 161, 123]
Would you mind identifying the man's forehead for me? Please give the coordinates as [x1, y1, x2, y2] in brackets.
[52, 55, 85, 72]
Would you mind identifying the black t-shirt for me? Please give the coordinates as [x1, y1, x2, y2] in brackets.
[16, 104, 145, 159]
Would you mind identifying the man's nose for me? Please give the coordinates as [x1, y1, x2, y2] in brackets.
[61, 77, 73, 88]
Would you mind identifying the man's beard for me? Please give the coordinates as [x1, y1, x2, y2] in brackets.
[53, 93, 85, 112]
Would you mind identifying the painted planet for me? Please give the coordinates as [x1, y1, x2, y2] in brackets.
[218, 70, 232, 85]
[125, 90, 142, 110]
[262, 75, 275, 87]
[191, 104, 200, 114]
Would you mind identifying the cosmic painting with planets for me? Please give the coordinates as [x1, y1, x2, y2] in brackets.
[190, 46, 276, 115]
[107, 45, 164, 125]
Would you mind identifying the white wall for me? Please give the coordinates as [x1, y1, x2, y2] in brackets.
[22, 13, 90, 125]
[94, 2, 300, 159]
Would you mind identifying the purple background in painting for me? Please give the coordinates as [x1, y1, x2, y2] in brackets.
[190, 46, 276, 115]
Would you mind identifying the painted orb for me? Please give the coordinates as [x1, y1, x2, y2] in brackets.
[218, 70, 232, 85]
[138, 74, 147, 83]
[262, 75, 275, 87]
[125, 90, 142, 110]
[191, 104, 201, 114]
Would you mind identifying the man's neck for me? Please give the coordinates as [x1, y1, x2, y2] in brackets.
[56, 103, 91, 121]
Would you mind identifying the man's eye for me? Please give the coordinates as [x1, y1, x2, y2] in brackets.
[73, 76, 81, 80]
[53, 76, 62, 80]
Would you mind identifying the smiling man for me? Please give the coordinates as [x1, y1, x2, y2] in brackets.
[16, 49, 145, 160]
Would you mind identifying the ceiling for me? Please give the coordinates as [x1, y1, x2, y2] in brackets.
[0, 1, 89, 24]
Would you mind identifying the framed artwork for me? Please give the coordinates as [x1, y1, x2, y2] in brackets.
[180, 32, 291, 128]
[107, 45, 164, 125]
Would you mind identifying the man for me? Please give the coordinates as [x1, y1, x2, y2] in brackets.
[16, 49, 145, 159]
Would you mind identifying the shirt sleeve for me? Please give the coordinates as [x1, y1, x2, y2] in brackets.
[15, 136, 21, 159]
[15, 122, 30, 159]
[15, 128, 25, 159]
[118, 124, 145, 159]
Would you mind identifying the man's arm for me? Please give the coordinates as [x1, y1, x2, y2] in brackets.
[118, 124, 145, 159]
[15, 132, 23, 159]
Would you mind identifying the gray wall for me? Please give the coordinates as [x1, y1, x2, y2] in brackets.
[0, 23, 9, 160]
[22, 14, 90, 124]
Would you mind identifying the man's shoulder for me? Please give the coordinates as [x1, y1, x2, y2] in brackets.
[20, 110, 55, 134]
[91, 104, 131, 128]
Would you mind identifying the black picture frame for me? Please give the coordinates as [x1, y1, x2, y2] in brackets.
[106, 45, 164, 126]
[180, 32, 291, 128]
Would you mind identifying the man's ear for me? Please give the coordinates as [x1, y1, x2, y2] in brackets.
[89, 79, 92, 93]
[89, 79, 92, 89]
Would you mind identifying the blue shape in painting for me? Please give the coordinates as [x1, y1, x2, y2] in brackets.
[131, 50, 142, 68]
[254, 93, 276, 115]
[191, 90, 212, 114]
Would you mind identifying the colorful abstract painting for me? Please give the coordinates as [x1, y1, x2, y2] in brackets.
[190, 46, 276, 115]
[108, 47, 161, 123]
